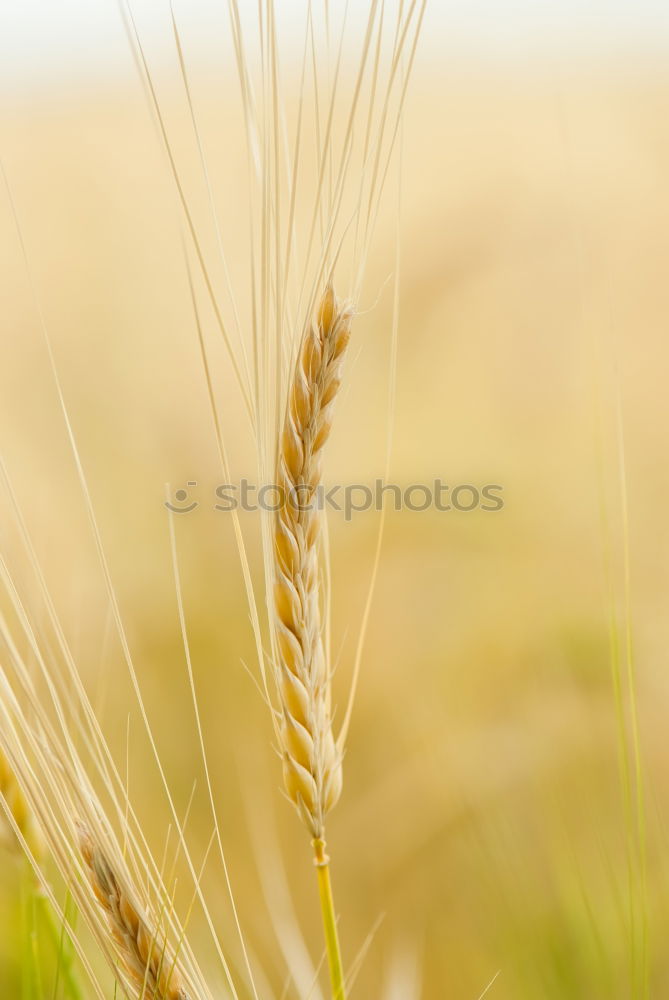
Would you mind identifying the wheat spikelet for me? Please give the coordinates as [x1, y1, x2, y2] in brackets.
[0, 746, 43, 859]
[78, 824, 192, 1000]
[273, 284, 352, 841]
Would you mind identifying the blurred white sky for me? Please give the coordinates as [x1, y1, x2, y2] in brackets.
[1, 0, 668, 92]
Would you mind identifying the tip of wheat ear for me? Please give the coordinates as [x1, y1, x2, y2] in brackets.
[78, 825, 191, 1000]
[273, 284, 352, 841]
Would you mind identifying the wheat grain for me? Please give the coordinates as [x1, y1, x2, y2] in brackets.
[272, 284, 352, 842]
[78, 824, 192, 1000]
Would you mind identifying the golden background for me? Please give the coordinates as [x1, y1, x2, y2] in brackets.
[1, 25, 668, 999]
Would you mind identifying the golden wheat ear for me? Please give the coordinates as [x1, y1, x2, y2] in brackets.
[0, 747, 43, 860]
[78, 824, 193, 1000]
[272, 283, 352, 843]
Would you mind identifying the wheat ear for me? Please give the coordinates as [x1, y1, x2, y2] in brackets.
[0, 747, 43, 859]
[273, 283, 352, 999]
[78, 825, 191, 1000]
[273, 283, 351, 840]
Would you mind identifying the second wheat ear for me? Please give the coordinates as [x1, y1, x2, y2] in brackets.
[272, 283, 353, 1000]
[78, 825, 193, 1000]
[0, 747, 43, 860]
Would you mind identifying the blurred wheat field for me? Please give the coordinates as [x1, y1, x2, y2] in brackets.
[2, 31, 669, 1000]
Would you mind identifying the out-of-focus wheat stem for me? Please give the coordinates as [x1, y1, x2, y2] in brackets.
[37, 890, 85, 1000]
[2, 748, 82, 998]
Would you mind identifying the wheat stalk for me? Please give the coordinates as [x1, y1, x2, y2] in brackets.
[78, 824, 192, 1000]
[272, 283, 352, 999]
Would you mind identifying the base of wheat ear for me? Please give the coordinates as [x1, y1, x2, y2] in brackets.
[273, 283, 352, 843]
[78, 825, 192, 1000]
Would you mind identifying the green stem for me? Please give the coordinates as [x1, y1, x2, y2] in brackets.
[22, 864, 43, 1000]
[37, 889, 84, 1000]
[312, 838, 346, 1000]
